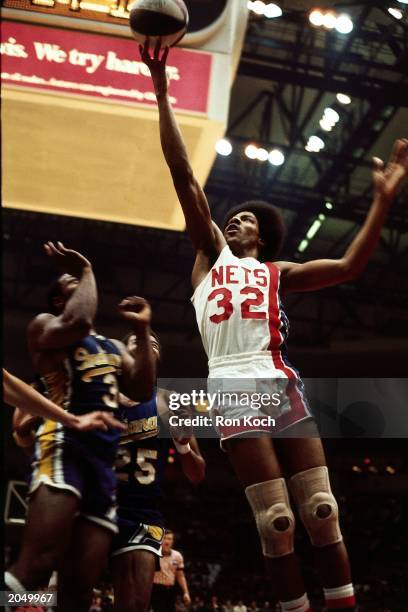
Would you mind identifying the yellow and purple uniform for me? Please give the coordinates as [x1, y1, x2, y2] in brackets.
[112, 393, 170, 557]
[30, 333, 123, 533]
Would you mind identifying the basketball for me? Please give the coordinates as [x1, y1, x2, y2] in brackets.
[129, 0, 189, 48]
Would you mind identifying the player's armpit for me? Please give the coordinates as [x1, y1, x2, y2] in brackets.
[276, 259, 353, 293]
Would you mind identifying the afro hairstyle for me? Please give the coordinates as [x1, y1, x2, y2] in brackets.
[222, 200, 286, 262]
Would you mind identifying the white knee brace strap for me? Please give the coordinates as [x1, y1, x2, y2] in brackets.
[245, 478, 295, 558]
[289, 466, 342, 547]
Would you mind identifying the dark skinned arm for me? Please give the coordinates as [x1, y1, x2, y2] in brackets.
[157, 389, 206, 484]
[277, 139, 408, 293]
[29, 242, 97, 350]
[115, 296, 156, 402]
[140, 40, 225, 257]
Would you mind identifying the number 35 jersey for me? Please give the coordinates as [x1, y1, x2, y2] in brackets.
[115, 394, 170, 526]
[191, 246, 300, 380]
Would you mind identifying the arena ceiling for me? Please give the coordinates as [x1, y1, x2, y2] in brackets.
[3, 0, 408, 378]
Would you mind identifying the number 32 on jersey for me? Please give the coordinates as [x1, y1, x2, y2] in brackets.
[208, 286, 267, 323]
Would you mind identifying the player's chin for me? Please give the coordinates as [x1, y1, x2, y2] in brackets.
[224, 232, 240, 245]
[225, 233, 242, 253]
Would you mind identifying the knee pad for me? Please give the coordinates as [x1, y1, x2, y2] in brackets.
[245, 478, 295, 558]
[289, 466, 342, 547]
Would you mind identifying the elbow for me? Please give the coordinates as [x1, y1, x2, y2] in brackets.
[339, 259, 365, 282]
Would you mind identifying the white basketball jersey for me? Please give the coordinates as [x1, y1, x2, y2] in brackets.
[191, 246, 291, 372]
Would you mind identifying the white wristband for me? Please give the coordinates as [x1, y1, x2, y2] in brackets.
[174, 441, 191, 455]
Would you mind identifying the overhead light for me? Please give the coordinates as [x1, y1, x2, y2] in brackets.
[245, 144, 258, 159]
[318, 213, 326, 221]
[309, 9, 324, 26]
[320, 118, 333, 132]
[264, 3, 282, 18]
[325, 201, 333, 210]
[322, 11, 337, 29]
[335, 14, 354, 34]
[352, 465, 362, 473]
[298, 239, 309, 252]
[306, 219, 322, 240]
[388, 7, 403, 19]
[248, 0, 266, 15]
[215, 138, 232, 156]
[256, 147, 269, 161]
[336, 93, 351, 105]
[268, 149, 285, 166]
[385, 466, 396, 474]
[397, 0, 408, 4]
[305, 135, 325, 152]
[323, 107, 340, 124]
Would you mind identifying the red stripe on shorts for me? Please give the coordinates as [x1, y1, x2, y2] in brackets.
[266, 263, 309, 429]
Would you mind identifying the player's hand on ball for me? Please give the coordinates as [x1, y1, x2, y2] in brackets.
[72, 411, 126, 432]
[139, 38, 169, 97]
[44, 241, 92, 276]
[372, 138, 408, 202]
[118, 296, 152, 330]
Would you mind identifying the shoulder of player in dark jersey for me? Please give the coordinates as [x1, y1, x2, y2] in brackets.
[109, 338, 126, 354]
[27, 313, 55, 334]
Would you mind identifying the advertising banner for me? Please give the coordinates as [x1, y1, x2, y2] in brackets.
[1, 21, 213, 113]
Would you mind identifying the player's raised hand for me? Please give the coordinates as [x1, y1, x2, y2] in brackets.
[372, 138, 408, 202]
[139, 37, 169, 97]
[118, 296, 152, 330]
[71, 411, 126, 432]
[44, 241, 92, 277]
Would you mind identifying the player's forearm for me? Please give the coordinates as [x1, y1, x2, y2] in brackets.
[177, 572, 190, 597]
[180, 451, 206, 484]
[4, 370, 79, 427]
[156, 92, 191, 177]
[341, 193, 391, 278]
[127, 326, 156, 402]
[62, 266, 97, 328]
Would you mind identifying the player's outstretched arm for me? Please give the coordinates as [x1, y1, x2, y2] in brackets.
[158, 389, 206, 484]
[116, 296, 156, 402]
[5, 369, 125, 434]
[28, 242, 97, 350]
[278, 139, 408, 293]
[140, 40, 223, 257]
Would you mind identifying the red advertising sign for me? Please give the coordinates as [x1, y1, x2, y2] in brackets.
[1, 21, 212, 114]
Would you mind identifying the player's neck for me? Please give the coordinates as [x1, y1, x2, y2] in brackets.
[234, 245, 259, 260]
